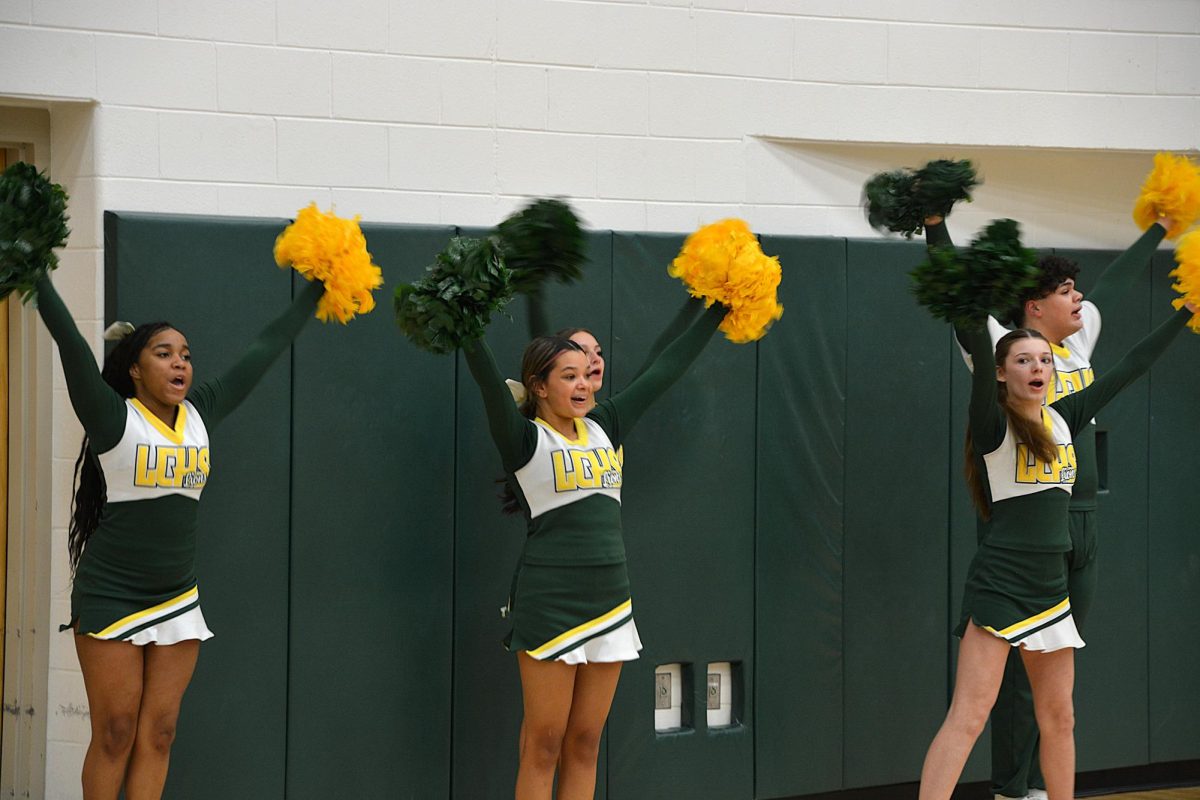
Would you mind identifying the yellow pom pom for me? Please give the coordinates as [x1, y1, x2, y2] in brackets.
[274, 203, 383, 324]
[1132, 152, 1200, 240]
[668, 219, 783, 343]
[1169, 230, 1200, 333]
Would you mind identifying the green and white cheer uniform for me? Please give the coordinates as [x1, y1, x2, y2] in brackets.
[956, 307, 1187, 651]
[930, 221, 1169, 797]
[465, 303, 724, 663]
[36, 275, 321, 644]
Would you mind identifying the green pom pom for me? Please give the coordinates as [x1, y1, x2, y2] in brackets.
[495, 197, 585, 295]
[394, 236, 514, 354]
[863, 158, 979, 238]
[915, 159, 978, 221]
[863, 168, 923, 237]
[911, 218, 1039, 329]
[0, 161, 70, 302]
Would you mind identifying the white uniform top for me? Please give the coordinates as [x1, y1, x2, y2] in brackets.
[983, 407, 1078, 503]
[99, 398, 211, 503]
[513, 417, 622, 518]
[961, 300, 1101, 407]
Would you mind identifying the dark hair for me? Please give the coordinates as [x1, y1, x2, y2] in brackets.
[964, 328, 1058, 521]
[498, 336, 586, 514]
[1004, 254, 1080, 326]
[69, 321, 178, 572]
[555, 326, 595, 341]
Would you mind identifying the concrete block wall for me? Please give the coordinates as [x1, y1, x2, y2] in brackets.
[0, 2, 1198, 796]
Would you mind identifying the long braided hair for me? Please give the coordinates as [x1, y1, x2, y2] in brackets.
[68, 321, 176, 572]
[497, 335, 585, 515]
[964, 328, 1058, 521]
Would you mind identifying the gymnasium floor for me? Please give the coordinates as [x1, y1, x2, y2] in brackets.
[1094, 789, 1200, 799]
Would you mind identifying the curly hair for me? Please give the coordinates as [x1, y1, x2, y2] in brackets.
[1004, 254, 1080, 326]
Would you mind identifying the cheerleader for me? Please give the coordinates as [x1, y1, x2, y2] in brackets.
[918, 304, 1193, 800]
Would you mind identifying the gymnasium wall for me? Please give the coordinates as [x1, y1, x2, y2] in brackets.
[105, 210, 1200, 799]
[6, 4, 1199, 791]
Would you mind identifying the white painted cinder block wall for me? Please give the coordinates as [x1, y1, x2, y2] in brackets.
[0, 1, 1198, 796]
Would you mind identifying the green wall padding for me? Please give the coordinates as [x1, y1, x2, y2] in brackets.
[1060, 246, 1154, 770]
[605, 233, 755, 800]
[105, 212, 294, 798]
[842, 239, 952, 787]
[101, 211, 1200, 799]
[1148, 252, 1200, 762]
[753, 236, 847, 799]
[450, 228, 615, 799]
[286, 224, 457, 797]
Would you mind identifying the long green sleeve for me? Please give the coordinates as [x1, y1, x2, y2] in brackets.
[592, 303, 724, 445]
[34, 274, 127, 452]
[462, 337, 535, 473]
[526, 291, 552, 339]
[958, 321, 1006, 453]
[1052, 306, 1191, 432]
[187, 279, 323, 429]
[1086, 223, 1166, 311]
[925, 219, 954, 249]
[633, 296, 706, 380]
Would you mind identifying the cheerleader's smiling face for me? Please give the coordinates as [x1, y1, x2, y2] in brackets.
[997, 338, 1054, 405]
[534, 350, 593, 426]
[129, 328, 193, 410]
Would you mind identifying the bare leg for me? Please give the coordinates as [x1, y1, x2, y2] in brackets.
[556, 662, 622, 800]
[124, 640, 199, 800]
[515, 653, 576, 800]
[75, 636, 144, 800]
[918, 623, 1011, 800]
[1021, 646, 1075, 800]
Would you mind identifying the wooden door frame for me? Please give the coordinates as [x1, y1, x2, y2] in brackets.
[0, 107, 53, 800]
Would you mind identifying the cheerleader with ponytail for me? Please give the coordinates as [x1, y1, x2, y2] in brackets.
[909, 215, 1196, 800]
[10, 180, 382, 800]
[397, 215, 781, 800]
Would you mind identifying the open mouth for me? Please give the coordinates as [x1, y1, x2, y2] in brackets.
[170, 377, 187, 389]
[1029, 379, 1045, 390]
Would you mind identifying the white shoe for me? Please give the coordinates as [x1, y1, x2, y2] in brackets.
[1027, 791, 1049, 800]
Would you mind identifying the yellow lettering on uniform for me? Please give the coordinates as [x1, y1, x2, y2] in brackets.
[552, 451, 576, 492]
[179, 446, 197, 478]
[1016, 442, 1080, 485]
[198, 447, 210, 476]
[1016, 445, 1038, 483]
[134, 444, 155, 486]
[155, 447, 178, 486]
[570, 450, 600, 489]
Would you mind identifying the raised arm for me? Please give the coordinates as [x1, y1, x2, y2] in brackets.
[958, 322, 1006, 453]
[1085, 221, 1169, 311]
[188, 279, 323, 429]
[924, 216, 954, 249]
[1053, 305, 1191, 431]
[633, 295, 706, 380]
[597, 303, 724, 442]
[34, 274, 127, 451]
[462, 337, 536, 472]
[526, 291, 551, 339]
